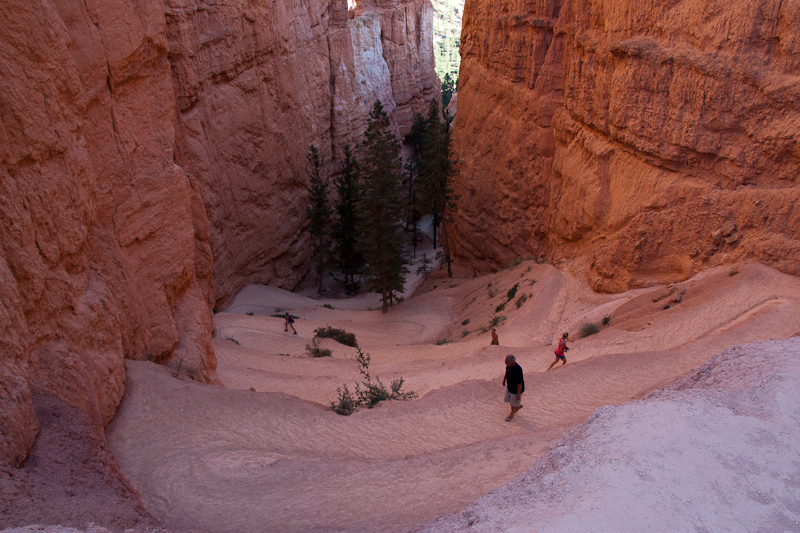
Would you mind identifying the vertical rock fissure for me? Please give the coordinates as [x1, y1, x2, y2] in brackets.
[328, 34, 336, 162]
[104, 73, 127, 169]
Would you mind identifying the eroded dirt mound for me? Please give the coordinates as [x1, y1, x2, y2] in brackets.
[0, 394, 154, 532]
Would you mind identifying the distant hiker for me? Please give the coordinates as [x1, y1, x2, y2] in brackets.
[490, 328, 499, 345]
[547, 332, 571, 370]
[502, 354, 524, 421]
[284, 312, 297, 334]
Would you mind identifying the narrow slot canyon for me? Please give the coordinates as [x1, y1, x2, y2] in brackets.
[1, 0, 799, 531]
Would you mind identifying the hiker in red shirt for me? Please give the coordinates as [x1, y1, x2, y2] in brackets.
[547, 332, 571, 371]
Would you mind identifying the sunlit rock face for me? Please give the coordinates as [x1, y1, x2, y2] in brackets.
[451, 0, 800, 292]
[0, 0, 217, 467]
[168, 0, 438, 305]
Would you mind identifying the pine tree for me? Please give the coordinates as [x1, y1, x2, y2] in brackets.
[442, 73, 457, 109]
[419, 98, 457, 277]
[305, 145, 332, 293]
[406, 113, 427, 258]
[419, 99, 448, 247]
[415, 253, 433, 279]
[357, 101, 409, 313]
[333, 145, 363, 293]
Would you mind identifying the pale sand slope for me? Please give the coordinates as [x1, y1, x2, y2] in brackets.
[106, 261, 800, 532]
[421, 337, 800, 532]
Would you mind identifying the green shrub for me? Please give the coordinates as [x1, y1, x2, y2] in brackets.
[246, 311, 254, 316]
[331, 349, 417, 415]
[601, 315, 611, 326]
[506, 283, 519, 301]
[462, 318, 470, 326]
[579, 322, 600, 338]
[495, 302, 506, 313]
[388, 378, 417, 401]
[330, 385, 358, 415]
[515, 294, 529, 309]
[488, 315, 507, 328]
[322, 303, 334, 309]
[307, 338, 332, 358]
[434, 338, 449, 345]
[314, 326, 358, 347]
[357, 380, 391, 408]
[461, 329, 470, 338]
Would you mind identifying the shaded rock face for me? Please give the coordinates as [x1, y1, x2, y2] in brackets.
[0, 0, 217, 467]
[167, 0, 439, 305]
[451, 0, 800, 292]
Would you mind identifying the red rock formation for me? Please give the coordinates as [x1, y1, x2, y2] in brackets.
[0, 0, 217, 467]
[167, 0, 439, 305]
[1, 0, 437, 470]
[451, 0, 800, 292]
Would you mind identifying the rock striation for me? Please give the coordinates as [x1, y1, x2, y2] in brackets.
[450, 0, 800, 292]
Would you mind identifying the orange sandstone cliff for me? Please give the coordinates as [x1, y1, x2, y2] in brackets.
[0, 0, 436, 475]
[0, 0, 217, 469]
[451, 0, 800, 292]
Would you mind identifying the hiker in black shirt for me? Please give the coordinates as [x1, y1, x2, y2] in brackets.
[502, 354, 524, 421]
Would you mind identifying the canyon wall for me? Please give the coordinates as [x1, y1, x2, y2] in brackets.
[167, 0, 439, 305]
[0, 0, 218, 467]
[451, 0, 800, 292]
[1, 0, 437, 468]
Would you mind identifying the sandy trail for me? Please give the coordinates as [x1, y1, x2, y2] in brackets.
[422, 337, 800, 532]
[106, 262, 800, 532]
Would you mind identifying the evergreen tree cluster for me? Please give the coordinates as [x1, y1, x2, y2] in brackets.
[304, 98, 455, 312]
[441, 73, 457, 110]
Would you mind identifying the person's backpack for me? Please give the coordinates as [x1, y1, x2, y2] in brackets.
[288, 315, 295, 324]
